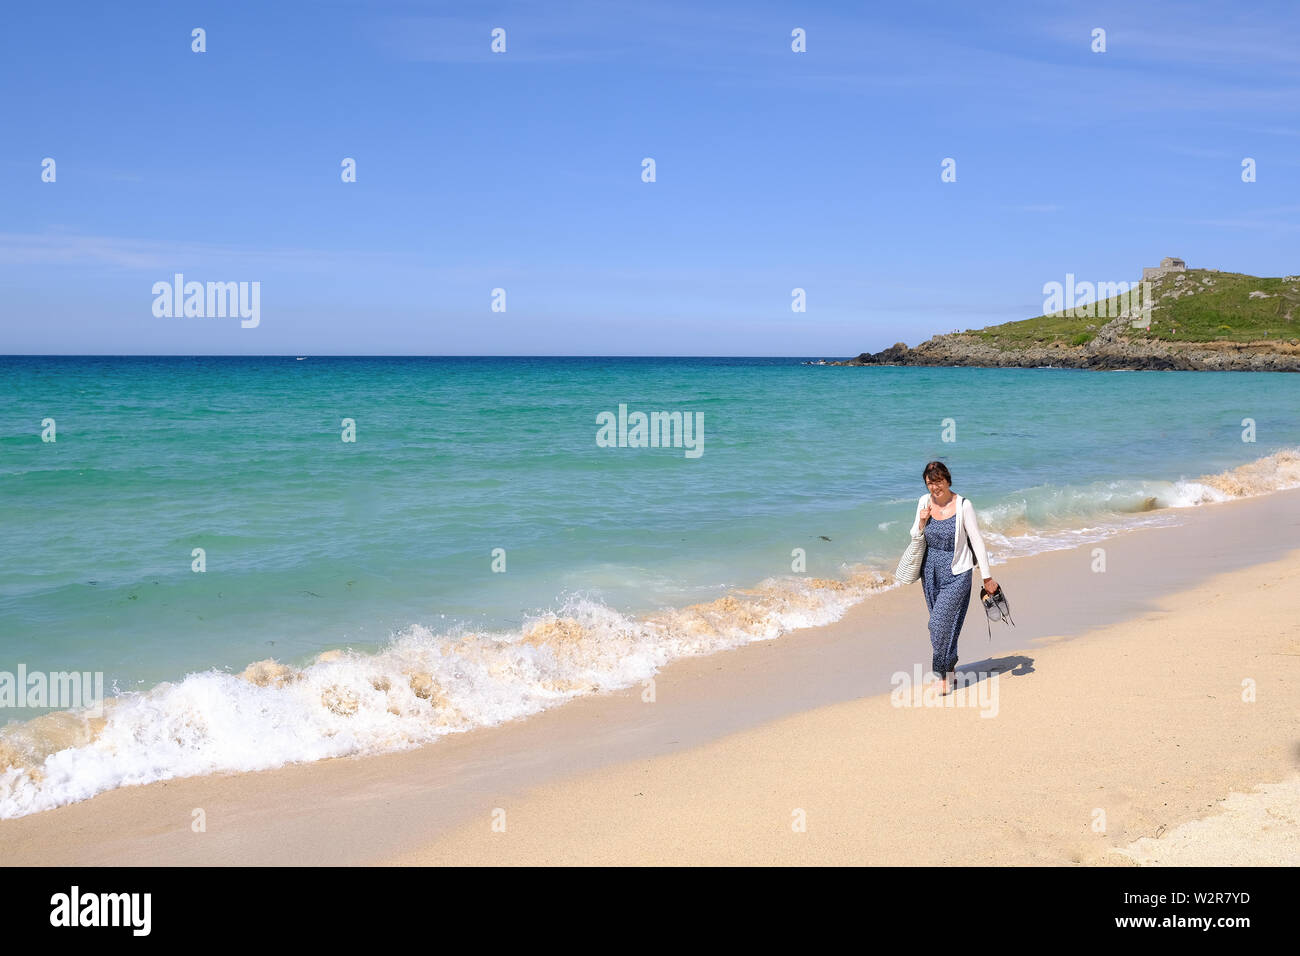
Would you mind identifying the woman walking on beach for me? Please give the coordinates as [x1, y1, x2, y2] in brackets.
[910, 461, 996, 695]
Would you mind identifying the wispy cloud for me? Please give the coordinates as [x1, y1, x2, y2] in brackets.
[0, 231, 443, 273]
[0, 230, 831, 284]
[1243, 126, 1300, 137]
[1164, 144, 1234, 159]
[1039, 0, 1300, 71]
[1174, 203, 1300, 233]
[369, 0, 790, 66]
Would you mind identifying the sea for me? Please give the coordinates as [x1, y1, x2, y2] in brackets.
[2, 355, 1299, 818]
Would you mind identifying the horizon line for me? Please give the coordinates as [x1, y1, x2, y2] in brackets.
[0, 353, 837, 360]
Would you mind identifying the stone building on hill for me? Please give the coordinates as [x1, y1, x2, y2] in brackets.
[1142, 257, 1187, 282]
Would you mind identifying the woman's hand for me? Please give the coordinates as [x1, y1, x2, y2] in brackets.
[918, 501, 931, 529]
[983, 577, 998, 595]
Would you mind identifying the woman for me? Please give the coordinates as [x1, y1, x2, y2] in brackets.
[909, 461, 997, 695]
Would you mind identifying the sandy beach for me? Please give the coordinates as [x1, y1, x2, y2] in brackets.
[2, 488, 1299, 866]
[392, 546, 1300, 866]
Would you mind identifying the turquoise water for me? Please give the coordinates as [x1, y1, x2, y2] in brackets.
[2, 356, 1298, 816]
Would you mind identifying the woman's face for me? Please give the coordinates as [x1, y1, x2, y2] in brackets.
[926, 476, 951, 498]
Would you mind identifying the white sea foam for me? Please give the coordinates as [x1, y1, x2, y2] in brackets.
[0, 576, 890, 819]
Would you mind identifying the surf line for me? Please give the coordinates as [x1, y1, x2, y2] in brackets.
[595, 403, 704, 459]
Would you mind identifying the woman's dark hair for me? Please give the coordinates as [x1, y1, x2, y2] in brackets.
[922, 461, 952, 485]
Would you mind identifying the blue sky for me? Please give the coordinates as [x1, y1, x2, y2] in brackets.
[1, 0, 1296, 355]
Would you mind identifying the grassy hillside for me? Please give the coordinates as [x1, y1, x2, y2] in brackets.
[969, 270, 1300, 348]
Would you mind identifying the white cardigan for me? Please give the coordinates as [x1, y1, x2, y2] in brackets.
[908, 492, 992, 580]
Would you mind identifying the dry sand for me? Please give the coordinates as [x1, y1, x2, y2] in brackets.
[3, 489, 1299, 866]
[390, 548, 1300, 866]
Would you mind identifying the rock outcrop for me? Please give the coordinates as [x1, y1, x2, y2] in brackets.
[835, 326, 1300, 371]
[834, 268, 1300, 371]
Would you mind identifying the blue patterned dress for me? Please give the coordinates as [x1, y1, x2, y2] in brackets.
[921, 513, 972, 677]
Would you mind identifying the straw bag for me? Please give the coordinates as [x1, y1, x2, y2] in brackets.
[895, 533, 926, 585]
